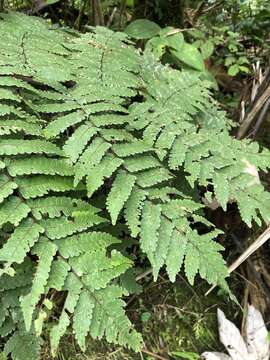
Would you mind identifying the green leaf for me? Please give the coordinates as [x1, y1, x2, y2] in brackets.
[166, 228, 187, 282]
[184, 229, 227, 286]
[152, 217, 174, 280]
[166, 32, 184, 52]
[87, 285, 142, 350]
[69, 249, 132, 290]
[228, 64, 239, 76]
[63, 123, 98, 163]
[73, 291, 94, 351]
[146, 36, 168, 58]
[0, 140, 62, 156]
[45, 0, 60, 5]
[239, 65, 250, 73]
[39, 209, 105, 239]
[7, 157, 73, 177]
[200, 40, 214, 59]
[125, 187, 147, 237]
[56, 232, 120, 259]
[0, 175, 17, 204]
[0, 196, 30, 228]
[0, 219, 44, 264]
[28, 196, 84, 220]
[225, 56, 236, 66]
[74, 138, 111, 186]
[140, 202, 161, 256]
[171, 41, 205, 71]
[124, 155, 160, 172]
[44, 111, 86, 138]
[125, 19, 161, 39]
[86, 155, 123, 197]
[46, 259, 70, 292]
[136, 167, 173, 188]
[16, 176, 80, 199]
[20, 240, 57, 331]
[112, 140, 153, 157]
[4, 331, 40, 360]
[0, 120, 42, 136]
[106, 171, 136, 225]
[213, 172, 230, 210]
[50, 273, 82, 356]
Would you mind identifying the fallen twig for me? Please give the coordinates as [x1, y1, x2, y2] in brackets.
[206, 226, 270, 296]
[141, 348, 169, 360]
[237, 68, 270, 139]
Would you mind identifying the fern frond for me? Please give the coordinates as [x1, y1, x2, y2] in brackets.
[4, 331, 40, 360]
[44, 111, 87, 138]
[151, 217, 174, 280]
[0, 219, 44, 264]
[39, 210, 105, 240]
[16, 176, 81, 199]
[0, 174, 18, 203]
[0, 88, 21, 102]
[124, 187, 148, 237]
[0, 196, 30, 227]
[86, 154, 123, 197]
[106, 171, 136, 225]
[45, 259, 70, 292]
[112, 140, 153, 157]
[0, 140, 62, 156]
[20, 239, 57, 331]
[49, 273, 82, 355]
[0, 260, 34, 291]
[28, 196, 87, 220]
[140, 200, 228, 285]
[124, 154, 160, 172]
[136, 167, 173, 188]
[63, 123, 98, 163]
[74, 138, 111, 186]
[7, 157, 74, 177]
[52, 231, 142, 352]
[147, 186, 183, 202]
[0, 120, 42, 136]
[140, 201, 162, 255]
[73, 290, 94, 351]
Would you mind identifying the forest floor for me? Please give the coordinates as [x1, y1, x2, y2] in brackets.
[41, 275, 238, 360]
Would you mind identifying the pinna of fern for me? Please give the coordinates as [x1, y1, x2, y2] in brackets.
[0, 11, 270, 360]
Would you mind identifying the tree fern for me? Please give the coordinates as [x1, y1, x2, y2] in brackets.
[0, 11, 270, 360]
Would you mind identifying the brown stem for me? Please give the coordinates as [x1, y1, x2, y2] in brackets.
[252, 97, 270, 137]
[237, 68, 270, 139]
[141, 348, 169, 360]
[74, 0, 86, 30]
[119, 0, 126, 30]
[91, 0, 104, 26]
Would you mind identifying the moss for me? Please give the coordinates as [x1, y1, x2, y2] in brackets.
[41, 277, 235, 359]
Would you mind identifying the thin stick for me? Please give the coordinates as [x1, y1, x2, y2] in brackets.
[205, 226, 270, 296]
[136, 268, 152, 281]
[141, 348, 169, 360]
[107, 6, 117, 27]
[252, 97, 270, 137]
[237, 68, 270, 139]
[119, 0, 126, 30]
